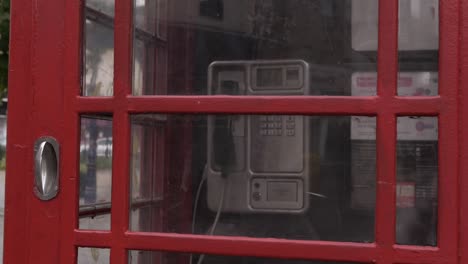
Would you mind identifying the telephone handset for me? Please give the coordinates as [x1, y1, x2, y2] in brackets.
[207, 60, 310, 213]
[212, 80, 237, 174]
[212, 117, 234, 175]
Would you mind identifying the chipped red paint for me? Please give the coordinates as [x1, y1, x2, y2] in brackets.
[3, 0, 464, 264]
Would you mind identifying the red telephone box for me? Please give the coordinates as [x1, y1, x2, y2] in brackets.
[4, 0, 468, 263]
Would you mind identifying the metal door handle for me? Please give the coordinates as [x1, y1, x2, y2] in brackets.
[34, 137, 59, 200]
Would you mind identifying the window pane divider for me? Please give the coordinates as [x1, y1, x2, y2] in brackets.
[75, 96, 442, 115]
[436, 0, 460, 259]
[112, 0, 132, 263]
[374, 0, 398, 263]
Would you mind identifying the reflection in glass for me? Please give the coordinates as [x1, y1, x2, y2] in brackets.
[83, 1, 115, 96]
[398, 0, 439, 96]
[128, 250, 361, 264]
[86, 0, 115, 17]
[79, 116, 113, 230]
[134, 0, 167, 37]
[79, 214, 111, 231]
[78, 247, 110, 264]
[130, 114, 376, 242]
[352, 0, 439, 96]
[0, 115, 6, 260]
[133, 0, 378, 96]
[399, 0, 438, 51]
[353, 0, 438, 51]
[396, 117, 438, 246]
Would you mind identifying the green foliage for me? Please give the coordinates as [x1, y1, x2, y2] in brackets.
[0, 155, 5, 170]
[0, 145, 6, 170]
[0, 0, 9, 100]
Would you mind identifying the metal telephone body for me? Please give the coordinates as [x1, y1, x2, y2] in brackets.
[207, 60, 311, 213]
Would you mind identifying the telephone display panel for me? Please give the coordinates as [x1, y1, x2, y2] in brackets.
[252, 65, 305, 90]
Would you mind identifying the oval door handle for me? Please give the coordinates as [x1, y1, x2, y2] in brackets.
[34, 137, 59, 200]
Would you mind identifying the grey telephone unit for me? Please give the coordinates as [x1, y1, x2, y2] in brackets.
[207, 60, 311, 213]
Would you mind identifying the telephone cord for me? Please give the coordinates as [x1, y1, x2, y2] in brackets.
[189, 167, 208, 264]
[195, 177, 227, 264]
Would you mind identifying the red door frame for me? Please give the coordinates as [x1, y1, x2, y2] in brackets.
[4, 0, 66, 263]
[3, 0, 464, 263]
[459, 1, 468, 263]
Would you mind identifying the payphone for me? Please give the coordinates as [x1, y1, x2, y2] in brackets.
[206, 60, 311, 213]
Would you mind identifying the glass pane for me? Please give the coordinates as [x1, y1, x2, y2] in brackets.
[350, 116, 377, 211]
[396, 116, 438, 246]
[130, 115, 376, 242]
[83, 2, 115, 96]
[399, 0, 438, 51]
[78, 247, 110, 264]
[79, 116, 113, 230]
[79, 214, 111, 230]
[0, 115, 5, 261]
[351, 72, 438, 96]
[133, 0, 378, 96]
[398, 0, 438, 96]
[135, 0, 167, 37]
[86, 0, 115, 17]
[129, 250, 362, 264]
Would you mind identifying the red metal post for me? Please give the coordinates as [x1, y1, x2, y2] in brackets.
[112, 0, 133, 263]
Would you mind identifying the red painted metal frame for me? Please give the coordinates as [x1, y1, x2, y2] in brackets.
[3, 0, 33, 262]
[4, 0, 68, 262]
[3, 0, 462, 263]
[460, 0, 468, 263]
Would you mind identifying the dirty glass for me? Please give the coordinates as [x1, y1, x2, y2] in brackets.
[129, 114, 376, 243]
[133, 0, 379, 96]
[79, 116, 113, 230]
[396, 116, 438, 246]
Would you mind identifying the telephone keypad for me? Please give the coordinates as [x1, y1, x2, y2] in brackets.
[286, 116, 296, 137]
[259, 115, 296, 137]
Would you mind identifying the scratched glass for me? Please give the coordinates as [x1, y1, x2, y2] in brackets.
[128, 250, 363, 264]
[396, 116, 438, 246]
[132, 0, 378, 96]
[397, 0, 439, 96]
[83, 0, 115, 96]
[79, 116, 113, 230]
[129, 114, 376, 243]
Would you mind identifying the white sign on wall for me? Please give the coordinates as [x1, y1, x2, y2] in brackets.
[351, 72, 438, 141]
